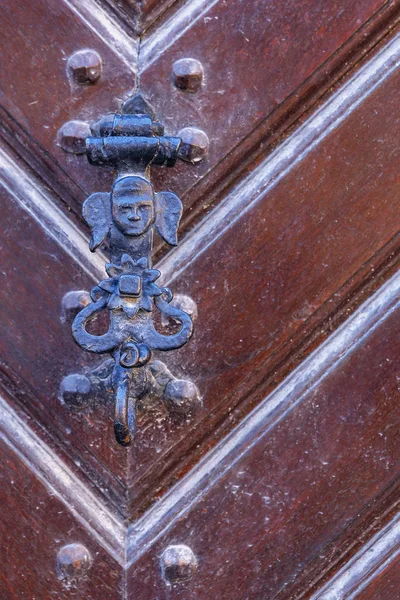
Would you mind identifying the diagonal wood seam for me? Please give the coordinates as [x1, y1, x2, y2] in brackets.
[157, 30, 400, 285]
[0, 26, 398, 531]
[140, 0, 220, 69]
[1, 30, 398, 291]
[0, 261, 399, 570]
[310, 511, 400, 599]
[0, 21, 399, 571]
[64, 0, 139, 73]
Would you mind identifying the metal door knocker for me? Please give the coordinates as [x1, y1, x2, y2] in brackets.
[63, 94, 200, 446]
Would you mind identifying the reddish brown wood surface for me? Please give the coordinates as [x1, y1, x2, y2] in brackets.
[310, 513, 400, 599]
[0, 0, 137, 221]
[0, 0, 398, 243]
[0, 2, 399, 598]
[0, 154, 133, 515]
[96, 0, 178, 34]
[142, 0, 400, 243]
[1, 36, 399, 520]
[356, 555, 400, 599]
[0, 438, 122, 599]
[126, 279, 400, 599]
[122, 47, 400, 514]
[139, 0, 182, 33]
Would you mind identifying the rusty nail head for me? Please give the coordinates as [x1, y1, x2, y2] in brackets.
[67, 49, 102, 85]
[161, 544, 197, 583]
[57, 120, 91, 154]
[172, 58, 204, 92]
[56, 543, 92, 583]
[178, 127, 209, 164]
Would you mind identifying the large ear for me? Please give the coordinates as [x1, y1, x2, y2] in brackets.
[82, 192, 112, 252]
[154, 191, 183, 246]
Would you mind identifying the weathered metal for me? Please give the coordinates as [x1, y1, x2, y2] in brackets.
[71, 93, 199, 446]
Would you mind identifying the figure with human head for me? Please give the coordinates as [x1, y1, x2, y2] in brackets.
[111, 176, 155, 237]
[83, 174, 183, 252]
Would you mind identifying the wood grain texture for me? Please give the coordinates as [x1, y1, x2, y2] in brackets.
[1, 33, 399, 521]
[0, 145, 134, 516]
[311, 512, 400, 599]
[355, 555, 400, 599]
[0, 437, 123, 599]
[95, 0, 183, 35]
[0, 394, 126, 563]
[141, 0, 400, 248]
[125, 272, 400, 599]
[138, 0, 184, 33]
[120, 37, 400, 514]
[0, 0, 398, 244]
[0, 0, 137, 222]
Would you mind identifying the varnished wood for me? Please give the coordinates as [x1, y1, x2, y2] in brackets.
[142, 0, 400, 247]
[311, 513, 400, 599]
[126, 271, 400, 598]
[0, 1, 398, 246]
[124, 37, 400, 514]
[1, 34, 399, 521]
[0, 145, 133, 515]
[0, 437, 123, 599]
[0, 0, 138, 223]
[0, 1, 399, 597]
[355, 556, 400, 599]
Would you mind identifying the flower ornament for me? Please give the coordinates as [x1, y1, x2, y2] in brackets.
[91, 254, 162, 317]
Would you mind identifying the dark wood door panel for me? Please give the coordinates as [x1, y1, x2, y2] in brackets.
[0, 0, 137, 219]
[355, 555, 400, 599]
[121, 39, 400, 513]
[0, 437, 122, 599]
[0, 150, 132, 514]
[126, 273, 400, 599]
[96, 0, 180, 35]
[311, 512, 400, 599]
[141, 0, 399, 241]
[1, 33, 398, 523]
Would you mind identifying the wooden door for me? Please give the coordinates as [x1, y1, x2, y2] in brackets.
[0, 1, 399, 598]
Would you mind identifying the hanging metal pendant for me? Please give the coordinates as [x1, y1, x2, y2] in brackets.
[70, 93, 199, 447]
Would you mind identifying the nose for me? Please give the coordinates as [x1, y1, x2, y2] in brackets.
[128, 207, 140, 221]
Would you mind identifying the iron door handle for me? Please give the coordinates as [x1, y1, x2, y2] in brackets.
[68, 93, 200, 447]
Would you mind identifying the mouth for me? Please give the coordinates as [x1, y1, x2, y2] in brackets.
[125, 223, 146, 234]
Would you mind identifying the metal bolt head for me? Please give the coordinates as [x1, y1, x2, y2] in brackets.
[57, 120, 91, 154]
[172, 58, 204, 92]
[161, 544, 197, 583]
[67, 49, 102, 85]
[59, 374, 92, 410]
[164, 379, 201, 415]
[56, 543, 92, 583]
[161, 294, 198, 327]
[61, 290, 91, 324]
[178, 127, 209, 164]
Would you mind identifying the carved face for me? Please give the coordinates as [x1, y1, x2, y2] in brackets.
[111, 176, 155, 236]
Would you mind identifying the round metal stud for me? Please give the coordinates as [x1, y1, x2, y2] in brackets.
[161, 544, 197, 583]
[161, 294, 198, 327]
[178, 127, 209, 164]
[57, 120, 91, 154]
[67, 49, 102, 85]
[172, 58, 204, 92]
[56, 543, 92, 583]
[164, 380, 201, 415]
[61, 290, 91, 324]
[59, 374, 92, 410]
